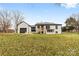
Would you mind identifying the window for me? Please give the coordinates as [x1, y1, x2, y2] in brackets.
[47, 29, 54, 32]
[56, 25, 58, 29]
[31, 27, 36, 32]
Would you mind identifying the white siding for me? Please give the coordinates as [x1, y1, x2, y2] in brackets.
[50, 25, 55, 29]
[18, 22, 31, 34]
[54, 25, 62, 34]
[46, 25, 62, 34]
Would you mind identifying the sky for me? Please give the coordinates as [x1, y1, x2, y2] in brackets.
[0, 3, 79, 26]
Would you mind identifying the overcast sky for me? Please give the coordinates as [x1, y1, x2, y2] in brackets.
[0, 3, 79, 26]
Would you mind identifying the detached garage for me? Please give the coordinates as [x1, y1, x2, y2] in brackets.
[18, 21, 31, 34]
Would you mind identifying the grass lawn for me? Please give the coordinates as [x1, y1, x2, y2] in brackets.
[0, 33, 79, 56]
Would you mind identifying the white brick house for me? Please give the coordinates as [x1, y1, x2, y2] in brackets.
[18, 21, 62, 34]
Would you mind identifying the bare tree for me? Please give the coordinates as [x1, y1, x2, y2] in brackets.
[0, 9, 25, 33]
[12, 10, 24, 33]
[0, 9, 12, 33]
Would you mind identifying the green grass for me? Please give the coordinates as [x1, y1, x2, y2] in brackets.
[1, 33, 79, 56]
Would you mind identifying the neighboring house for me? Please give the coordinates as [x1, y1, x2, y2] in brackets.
[18, 21, 62, 34]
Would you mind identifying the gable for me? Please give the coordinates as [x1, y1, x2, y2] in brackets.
[18, 22, 31, 28]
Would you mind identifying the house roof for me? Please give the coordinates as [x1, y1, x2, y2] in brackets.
[18, 21, 31, 27]
[31, 25, 35, 27]
[35, 22, 62, 25]
[18, 21, 62, 27]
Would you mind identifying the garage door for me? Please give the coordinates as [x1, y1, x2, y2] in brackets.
[20, 28, 27, 33]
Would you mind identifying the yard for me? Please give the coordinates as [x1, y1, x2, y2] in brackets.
[1, 33, 79, 56]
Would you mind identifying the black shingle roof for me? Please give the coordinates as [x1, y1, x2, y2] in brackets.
[35, 22, 62, 25]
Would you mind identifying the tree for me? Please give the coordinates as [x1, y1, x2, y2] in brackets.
[65, 17, 77, 27]
[0, 9, 25, 33]
[65, 17, 77, 32]
[62, 26, 66, 32]
[66, 26, 75, 32]
[12, 10, 25, 33]
[72, 13, 79, 31]
[0, 9, 12, 33]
